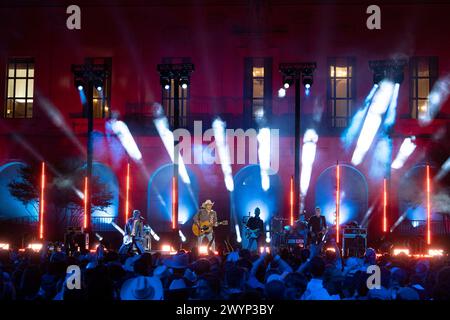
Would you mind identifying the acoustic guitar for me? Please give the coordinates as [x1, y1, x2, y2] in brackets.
[192, 220, 228, 237]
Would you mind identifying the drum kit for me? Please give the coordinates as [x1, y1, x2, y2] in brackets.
[270, 217, 308, 249]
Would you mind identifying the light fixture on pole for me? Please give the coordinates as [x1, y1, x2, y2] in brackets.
[157, 63, 194, 234]
[279, 62, 317, 221]
[71, 59, 110, 243]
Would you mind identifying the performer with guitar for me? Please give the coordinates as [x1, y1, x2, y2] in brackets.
[244, 207, 264, 252]
[192, 200, 221, 251]
[118, 209, 145, 255]
[308, 206, 327, 249]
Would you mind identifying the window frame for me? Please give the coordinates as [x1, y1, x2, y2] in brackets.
[84, 57, 112, 119]
[409, 56, 438, 119]
[160, 57, 191, 128]
[243, 57, 273, 127]
[327, 57, 356, 129]
[4, 57, 35, 119]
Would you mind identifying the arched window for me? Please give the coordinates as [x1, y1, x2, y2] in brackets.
[147, 164, 198, 234]
[315, 164, 368, 226]
[232, 165, 281, 245]
[76, 162, 119, 231]
[0, 161, 37, 223]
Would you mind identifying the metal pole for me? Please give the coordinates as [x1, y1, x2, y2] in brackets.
[294, 76, 301, 221]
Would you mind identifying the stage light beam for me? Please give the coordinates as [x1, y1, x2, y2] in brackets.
[212, 119, 234, 192]
[391, 137, 417, 169]
[257, 128, 271, 191]
[419, 75, 450, 126]
[342, 84, 379, 149]
[351, 81, 395, 165]
[235, 224, 242, 243]
[110, 119, 142, 161]
[300, 129, 318, 198]
[154, 116, 191, 184]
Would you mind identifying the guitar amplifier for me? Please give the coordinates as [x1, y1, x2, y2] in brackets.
[342, 228, 367, 257]
[343, 227, 367, 238]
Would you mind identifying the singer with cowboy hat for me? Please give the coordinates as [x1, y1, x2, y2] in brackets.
[193, 199, 218, 251]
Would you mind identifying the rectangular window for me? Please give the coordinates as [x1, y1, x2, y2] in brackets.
[244, 57, 272, 125]
[327, 57, 356, 128]
[86, 57, 112, 119]
[409, 57, 438, 119]
[5, 58, 34, 118]
[162, 78, 189, 127]
[161, 58, 191, 128]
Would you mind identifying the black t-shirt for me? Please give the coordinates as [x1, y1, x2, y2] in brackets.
[246, 217, 264, 232]
[308, 215, 326, 233]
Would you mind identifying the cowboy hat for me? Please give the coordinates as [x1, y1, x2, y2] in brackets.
[201, 200, 214, 207]
[163, 252, 189, 269]
[120, 276, 163, 300]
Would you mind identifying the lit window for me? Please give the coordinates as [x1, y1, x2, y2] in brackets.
[5, 58, 34, 118]
[244, 58, 272, 124]
[86, 57, 112, 119]
[410, 57, 438, 119]
[160, 58, 191, 128]
[328, 57, 356, 128]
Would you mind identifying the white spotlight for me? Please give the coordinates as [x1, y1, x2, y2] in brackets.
[436, 157, 450, 181]
[383, 83, 400, 128]
[257, 128, 271, 191]
[351, 81, 395, 165]
[148, 226, 160, 241]
[110, 119, 143, 161]
[154, 116, 191, 184]
[278, 88, 286, 98]
[235, 224, 242, 243]
[420, 75, 450, 126]
[391, 137, 416, 169]
[300, 129, 318, 197]
[212, 118, 234, 191]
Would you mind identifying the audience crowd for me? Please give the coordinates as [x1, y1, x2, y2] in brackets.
[1, 243, 449, 300]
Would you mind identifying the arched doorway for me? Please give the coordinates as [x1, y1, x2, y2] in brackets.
[232, 165, 281, 247]
[315, 164, 368, 226]
[147, 164, 199, 235]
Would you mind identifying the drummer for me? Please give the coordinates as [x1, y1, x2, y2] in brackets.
[295, 211, 309, 245]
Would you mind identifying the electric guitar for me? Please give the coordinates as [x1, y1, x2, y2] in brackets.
[244, 226, 262, 240]
[192, 220, 228, 237]
[309, 228, 328, 244]
[111, 221, 143, 245]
